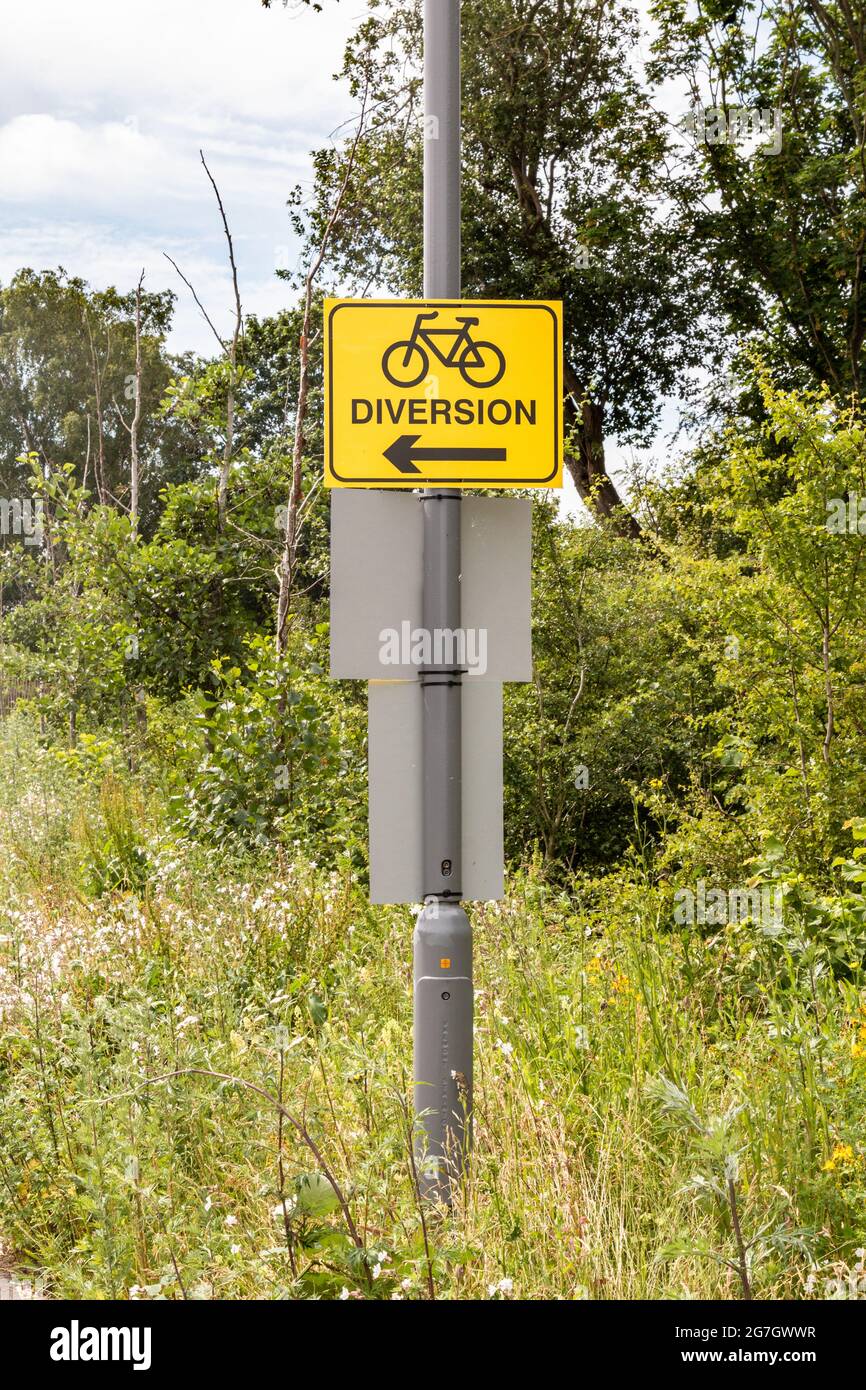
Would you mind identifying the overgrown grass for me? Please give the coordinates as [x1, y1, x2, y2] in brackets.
[1, 715, 864, 1300]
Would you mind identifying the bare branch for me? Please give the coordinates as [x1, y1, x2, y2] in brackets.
[200, 151, 244, 529]
[163, 252, 227, 353]
[276, 74, 372, 651]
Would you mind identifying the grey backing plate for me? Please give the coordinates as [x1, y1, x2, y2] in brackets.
[368, 679, 504, 903]
[330, 490, 531, 681]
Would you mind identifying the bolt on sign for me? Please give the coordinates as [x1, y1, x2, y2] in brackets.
[324, 299, 563, 488]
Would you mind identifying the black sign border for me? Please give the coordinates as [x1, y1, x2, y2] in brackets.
[325, 299, 562, 487]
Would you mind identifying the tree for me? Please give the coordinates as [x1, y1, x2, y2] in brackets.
[165, 154, 245, 533]
[297, 0, 717, 535]
[649, 0, 866, 400]
[276, 73, 372, 652]
[0, 269, 200, 532]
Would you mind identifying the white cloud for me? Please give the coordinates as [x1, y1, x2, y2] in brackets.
[0, 0, 360, 130]
[0, 0, 360, 353]
[0, 116, 187, 208]
[0, 113, 308, 215]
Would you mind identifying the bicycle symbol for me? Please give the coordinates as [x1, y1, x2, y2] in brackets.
[381, 311, 506, 389]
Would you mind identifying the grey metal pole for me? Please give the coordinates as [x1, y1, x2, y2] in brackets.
[413, 0, 472, 1203]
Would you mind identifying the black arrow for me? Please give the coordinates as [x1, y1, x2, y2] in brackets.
[383, 434, 507, 474]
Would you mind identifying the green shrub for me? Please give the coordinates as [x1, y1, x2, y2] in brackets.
[169, 634, 365, 859]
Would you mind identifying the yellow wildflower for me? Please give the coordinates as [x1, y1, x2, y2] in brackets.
[822, 1142, 861, 1175]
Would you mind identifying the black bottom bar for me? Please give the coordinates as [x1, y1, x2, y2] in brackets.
[9, 1296, 859, 1377]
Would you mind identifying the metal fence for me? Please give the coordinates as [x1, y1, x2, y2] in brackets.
[0, 679, 41, 718]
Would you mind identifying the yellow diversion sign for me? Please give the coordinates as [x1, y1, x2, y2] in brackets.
[324, 299, 563, 487]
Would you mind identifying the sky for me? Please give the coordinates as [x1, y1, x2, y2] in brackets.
[0, 0, 687, 517]
[0, 0, 361, 354]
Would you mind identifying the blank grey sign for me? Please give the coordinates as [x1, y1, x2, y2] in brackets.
[368, 679, 504, 903]
[330, 491, 422, 680]
[330, 491, 531, 681]
[462, 497, 532, 681]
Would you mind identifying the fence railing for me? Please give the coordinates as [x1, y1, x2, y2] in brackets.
[0, 679, 42, 718]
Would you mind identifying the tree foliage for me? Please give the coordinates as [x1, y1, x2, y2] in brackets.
[296, 0, 718, 532]
[650, 0, 866, 400]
